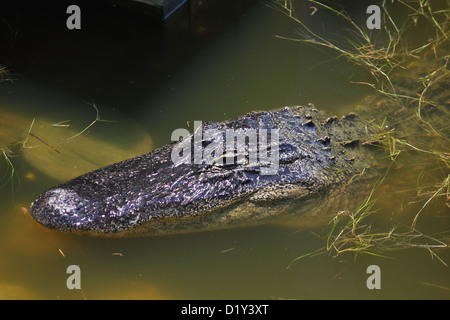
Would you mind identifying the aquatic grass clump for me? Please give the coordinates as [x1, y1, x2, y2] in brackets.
[303, 113, 450, 265]
[323, 164, 448, 265]
[286, 101, 450, 267]
[275, 0, 450, 265]
[362, 115, 450, 227]
[287, 161, 449, 269]
[273, 0, 449, 100]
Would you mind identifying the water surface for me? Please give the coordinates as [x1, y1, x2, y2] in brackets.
[0, 0, 449, 299]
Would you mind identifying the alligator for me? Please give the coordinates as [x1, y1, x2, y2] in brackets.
[30, 58, 449, 236]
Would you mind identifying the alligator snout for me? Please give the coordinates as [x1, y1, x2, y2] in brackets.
[31, 188, 97, 232]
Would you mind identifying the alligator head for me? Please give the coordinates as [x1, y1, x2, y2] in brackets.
[30, 104, 371, 236]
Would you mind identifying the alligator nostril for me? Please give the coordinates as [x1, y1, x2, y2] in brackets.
[35, 188, 85, 214]
[30, 188, 92, 231]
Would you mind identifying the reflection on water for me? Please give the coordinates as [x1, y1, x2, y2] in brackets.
[0, 104, 153, 182]
[0, 1, 449, 299]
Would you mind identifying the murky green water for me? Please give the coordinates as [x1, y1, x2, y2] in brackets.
[0, 1, 449, 299]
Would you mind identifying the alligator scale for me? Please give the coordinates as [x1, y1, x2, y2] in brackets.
[30, 60, 449, 236]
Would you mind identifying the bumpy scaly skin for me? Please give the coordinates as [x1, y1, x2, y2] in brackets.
[30, 104, 373, 235]
[30, 59, 449, 236]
